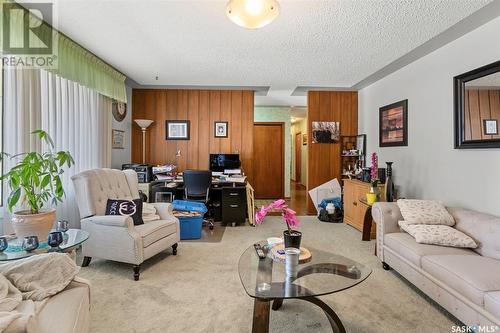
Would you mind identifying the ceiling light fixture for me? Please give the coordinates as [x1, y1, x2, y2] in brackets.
[226, 0, 280, 29]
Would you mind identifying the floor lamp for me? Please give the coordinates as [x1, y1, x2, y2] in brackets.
[134, 119, 154, 164]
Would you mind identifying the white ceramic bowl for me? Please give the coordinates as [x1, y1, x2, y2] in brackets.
[267, 237, 283, 247]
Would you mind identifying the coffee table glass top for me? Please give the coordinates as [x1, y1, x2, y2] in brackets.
[0, 229, 89, 261]
[238, 241, 371, 299]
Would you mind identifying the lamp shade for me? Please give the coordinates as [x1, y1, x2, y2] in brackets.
[134, 119, 154, 129]
[226, 0, 280, 29]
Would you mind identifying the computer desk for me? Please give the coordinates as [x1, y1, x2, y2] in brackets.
[149, 177, 248, 225]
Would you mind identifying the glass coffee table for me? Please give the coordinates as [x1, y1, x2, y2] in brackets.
[0, 229, 89, 261]
[239, 241, 371, 333]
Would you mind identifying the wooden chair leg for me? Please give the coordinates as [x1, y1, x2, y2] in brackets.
[133, 265, 141, 281]
[82, 256, 92, 267]
[172, 243, 178, 255]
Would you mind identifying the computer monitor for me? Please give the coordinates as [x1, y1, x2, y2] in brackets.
[209, 154, 241, 172]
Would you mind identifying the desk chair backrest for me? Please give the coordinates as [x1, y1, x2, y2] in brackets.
[183, 170, 212, 201]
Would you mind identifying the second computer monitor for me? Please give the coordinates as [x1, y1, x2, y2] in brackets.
[209, 154, 241, 172]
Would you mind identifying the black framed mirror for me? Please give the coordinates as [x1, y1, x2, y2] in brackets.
[454, 60, 500, 149]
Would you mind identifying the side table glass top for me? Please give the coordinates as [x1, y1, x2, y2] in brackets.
[238, 241, 371, 299]
[0, 229, 89, 261]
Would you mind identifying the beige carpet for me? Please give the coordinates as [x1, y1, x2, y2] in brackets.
[78, 217, 460, 333]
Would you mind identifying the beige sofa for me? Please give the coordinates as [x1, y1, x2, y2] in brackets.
[37, 278, 90, 333]
[72, 168, 180, 280]
[5, 277, 90, 333]
[373, 202, 500, 328]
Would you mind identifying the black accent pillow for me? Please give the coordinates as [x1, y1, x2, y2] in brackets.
[105, 199, 144, 225]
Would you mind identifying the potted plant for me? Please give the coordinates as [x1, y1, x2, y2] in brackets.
[255, 199, 301, 249]
[0, 130, 74, 241]
[366, 152, 379, 205]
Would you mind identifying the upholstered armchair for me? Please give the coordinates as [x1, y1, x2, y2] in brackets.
[71, 168, 180, 280]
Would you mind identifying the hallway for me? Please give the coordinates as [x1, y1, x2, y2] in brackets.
[286, 180, 309, 215]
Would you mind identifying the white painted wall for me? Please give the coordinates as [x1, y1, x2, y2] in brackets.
[358, 16, 500, 216]
[111, 85, 132, 169]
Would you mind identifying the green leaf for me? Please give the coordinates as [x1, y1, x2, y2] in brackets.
[40, 174, 51, 188]
[7, 188, 21, 212]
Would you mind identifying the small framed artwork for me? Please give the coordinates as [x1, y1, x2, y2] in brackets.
[483, 119, 498, 135]
[166, 120, 190, 140]
[379, 99, 408, 147]
[312, 121, 340, 143]
[112, 129, 125, 149]
[302, 133, 307, 145]
[214, 121, 228, 138]
[356, 134, 366, 155]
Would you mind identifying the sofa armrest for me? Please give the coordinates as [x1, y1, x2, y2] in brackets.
[372, 202, 402, 235]
[372, 202, 403, 262]
[150, 202, 176, 221]
[81, 215, 134, 228]
[66, 277, 91, 310]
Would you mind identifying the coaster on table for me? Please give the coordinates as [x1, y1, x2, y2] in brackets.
[271, 244, 312, 264]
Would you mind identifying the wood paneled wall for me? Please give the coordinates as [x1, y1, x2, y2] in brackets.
[132, 89, 254, 183]
[307, 91, 358, 214]
[464, 89, 500, 140]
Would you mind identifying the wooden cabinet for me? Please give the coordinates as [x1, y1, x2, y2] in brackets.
[343, 179, 384, 238]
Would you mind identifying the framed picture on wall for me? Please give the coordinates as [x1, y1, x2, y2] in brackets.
[166, 120, 190, 140]
[484, 119, 498, 135]
[302, 133, 307, 145]
[379, 99, 408, 147]
[214, 121, 228, 138]
[112, 129, 125, 149]
[312, 121, 340, 143]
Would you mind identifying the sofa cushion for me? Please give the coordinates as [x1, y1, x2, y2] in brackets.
[398, 222, 477, 248]
[136, 219, 177, 247]
[397, 199, 455, 226]
[421, 255, 500, 306]
[485, 292, 500, 318]
[449, 207, 500, 260]
[38, 283, 89, 333]
[384, 233, 477, 267]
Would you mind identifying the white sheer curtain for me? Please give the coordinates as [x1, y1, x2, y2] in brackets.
[3, 68, 112, 231]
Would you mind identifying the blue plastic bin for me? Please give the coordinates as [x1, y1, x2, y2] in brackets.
[173, 200, 207, 240]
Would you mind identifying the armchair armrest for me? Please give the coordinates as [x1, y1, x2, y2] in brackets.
[150, 202, 176, 221]
[81, 215, 134, 228]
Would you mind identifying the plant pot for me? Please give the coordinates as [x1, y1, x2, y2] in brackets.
[366, 193, 378, 206]
[283, 230, 302, 249]
[11, 209, 56, 242]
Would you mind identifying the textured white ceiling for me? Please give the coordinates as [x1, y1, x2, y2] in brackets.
[54, 0, 492, 106]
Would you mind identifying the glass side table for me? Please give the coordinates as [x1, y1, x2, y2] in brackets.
[0, 229, 89, 261]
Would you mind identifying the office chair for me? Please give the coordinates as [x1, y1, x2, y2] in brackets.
[183, 170, 214, 230]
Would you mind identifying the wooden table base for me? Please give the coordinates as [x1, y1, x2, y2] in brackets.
[252, 297, 346, 333]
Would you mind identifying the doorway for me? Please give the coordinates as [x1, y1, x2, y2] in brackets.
[294, 132, 302, 183]
[252, 122, 284, 199]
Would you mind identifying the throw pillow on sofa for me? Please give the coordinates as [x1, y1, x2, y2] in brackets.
[398, 221, 477, 248]
[142, 202, 160, 222]
[105, 199, 144, 225]
[397, 199, 455, 226]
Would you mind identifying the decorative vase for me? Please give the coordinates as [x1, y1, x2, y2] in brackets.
[366, 192, 378, 206]
[11, 209, 56, 242]
[385, 162, 395, 202]
[283, 230, 302, 249]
